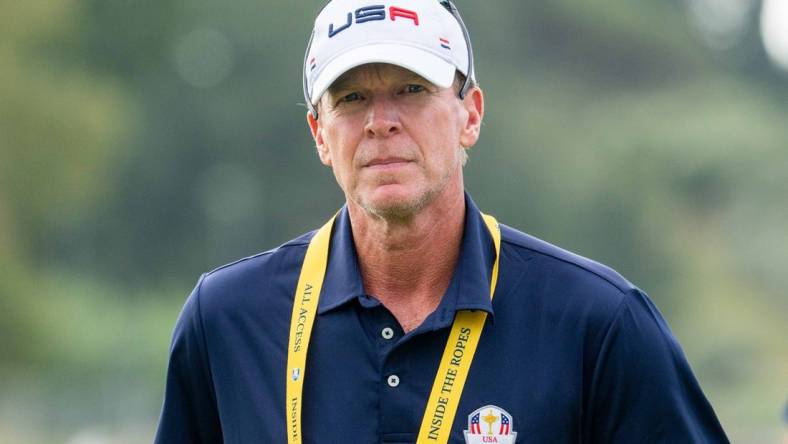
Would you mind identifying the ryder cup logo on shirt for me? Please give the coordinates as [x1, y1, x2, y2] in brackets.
[464, 405, 517, 444]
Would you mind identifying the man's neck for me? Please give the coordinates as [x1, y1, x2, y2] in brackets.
[347, 190, 466, 333]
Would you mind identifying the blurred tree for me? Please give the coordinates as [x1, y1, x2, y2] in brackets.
[0, 0, 129, 367]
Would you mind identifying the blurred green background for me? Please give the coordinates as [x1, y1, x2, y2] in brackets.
[1, 0, 787, 442]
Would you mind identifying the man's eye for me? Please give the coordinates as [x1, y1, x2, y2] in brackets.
[405, 84, 425, 93]
[339, 92, 361, 103]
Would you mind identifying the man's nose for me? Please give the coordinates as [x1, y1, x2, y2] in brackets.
[364, 96, 401, 138]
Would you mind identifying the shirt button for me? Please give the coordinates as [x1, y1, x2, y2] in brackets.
[387, 375, 400, 387]
[381, 327, 395, 340]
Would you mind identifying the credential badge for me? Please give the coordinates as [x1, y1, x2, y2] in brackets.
[463, 405, 517, 444]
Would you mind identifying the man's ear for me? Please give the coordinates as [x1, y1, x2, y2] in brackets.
[459, 86, 484, 149]
[307, 109, 332, 167]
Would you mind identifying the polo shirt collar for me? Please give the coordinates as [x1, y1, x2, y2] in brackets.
[317, 205, 365, 314]
[317, 192, 497, 321]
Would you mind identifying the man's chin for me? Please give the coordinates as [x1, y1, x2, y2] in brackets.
[359, 188, 430, 221]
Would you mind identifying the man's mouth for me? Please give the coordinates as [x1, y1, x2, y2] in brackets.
[364, 157, 412, 169]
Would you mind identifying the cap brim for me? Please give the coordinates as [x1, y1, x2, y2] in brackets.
[310, 43, 456, 105]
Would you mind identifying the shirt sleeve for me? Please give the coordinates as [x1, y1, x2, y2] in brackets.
[584, 288, 729, 443]
[154, 275, 223, 443]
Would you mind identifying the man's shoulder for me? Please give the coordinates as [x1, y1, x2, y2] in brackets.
[498, 223, 637, 306]
[493, 223, 651, 352]
[195, 230, 315, 312]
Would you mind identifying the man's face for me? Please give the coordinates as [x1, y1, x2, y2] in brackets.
[307, 63, 483, 219]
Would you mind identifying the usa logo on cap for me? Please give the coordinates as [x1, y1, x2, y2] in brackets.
[463, 405, 517, 444]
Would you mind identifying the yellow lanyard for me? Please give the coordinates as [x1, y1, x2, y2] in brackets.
[286, 212, 501, 444]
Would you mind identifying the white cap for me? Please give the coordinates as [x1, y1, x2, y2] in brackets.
[304, 0, 474, 106]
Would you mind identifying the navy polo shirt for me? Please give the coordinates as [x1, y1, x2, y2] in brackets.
[155, 194, 728, 443]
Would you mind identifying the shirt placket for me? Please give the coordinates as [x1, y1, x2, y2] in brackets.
[357, 294, 457, 444]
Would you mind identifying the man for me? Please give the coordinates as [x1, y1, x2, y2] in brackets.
[155, 1, 729, 443]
